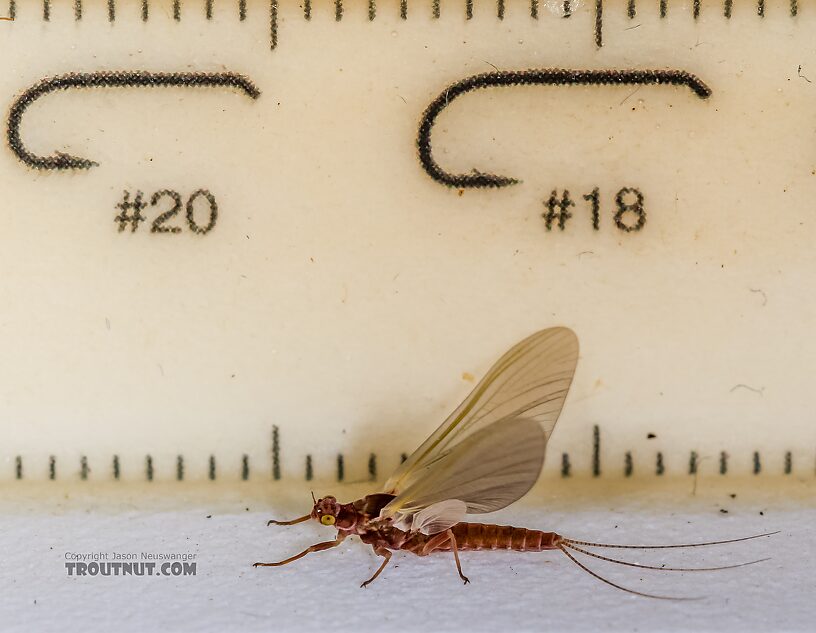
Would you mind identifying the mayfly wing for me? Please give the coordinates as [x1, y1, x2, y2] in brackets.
[385, 417, 547, 534]
[401, 499, 468, 534]
[384, 327, 578, 493]
[381, 327, 579, 533]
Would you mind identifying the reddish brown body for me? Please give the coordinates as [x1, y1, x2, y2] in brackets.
[254, 493, 563, 587]
[345, 495, 561, 555]
[254, 492, 772, 593]
[419, 523, 561, 553]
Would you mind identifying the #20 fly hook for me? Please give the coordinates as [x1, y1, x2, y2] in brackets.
[7, 70, 260, 170]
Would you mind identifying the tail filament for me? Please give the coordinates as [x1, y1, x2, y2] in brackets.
[555, 530, 776, 600]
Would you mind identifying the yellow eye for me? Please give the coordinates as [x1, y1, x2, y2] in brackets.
[320, 515, 336, 526]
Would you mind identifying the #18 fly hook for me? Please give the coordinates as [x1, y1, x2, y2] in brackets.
[416, 68, 712, 189]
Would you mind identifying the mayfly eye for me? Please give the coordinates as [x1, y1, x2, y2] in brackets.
[320, 515, 336, 526]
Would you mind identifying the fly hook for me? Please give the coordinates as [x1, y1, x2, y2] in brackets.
[416, 68, 712, 189]
[7, 70, 261, 170]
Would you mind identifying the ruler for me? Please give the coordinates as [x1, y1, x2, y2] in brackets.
[0, 1, 813, 483]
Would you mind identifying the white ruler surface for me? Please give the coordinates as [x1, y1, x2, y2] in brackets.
[0, 0, 814, 483]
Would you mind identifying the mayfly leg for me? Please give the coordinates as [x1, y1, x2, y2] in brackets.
[360, 547, 392, 588]
[267, 493, 319, 525]
[447, 529, 470, 584]
[253, 533, 346, 567]
[266, 515, 311, 526]
[419, 529, 470, 584]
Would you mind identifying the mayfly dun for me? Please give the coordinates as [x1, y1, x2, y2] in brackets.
[254, 327, 775, 598]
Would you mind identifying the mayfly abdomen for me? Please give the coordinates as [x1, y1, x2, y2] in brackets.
[449, 524, 562, 552]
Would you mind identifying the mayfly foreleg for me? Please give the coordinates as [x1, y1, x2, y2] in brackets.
[266, 515, 311, 526]
[253, 533, 346, 568]
[267, 493, 319, 526]
[360, 546, 392, 588]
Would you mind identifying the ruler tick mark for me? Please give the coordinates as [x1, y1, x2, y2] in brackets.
[757, 0, 764, 17]
[206, 0, 213, 19]
[531, 0, 538, 18]
[466, 0, 472, 20]
[693, 0, 700, 19]
[659, 0, 666, 17]
[173, 0, 180, 20]
[8, 0, 14, 20]
[368, 0, 375, 20]
[724, 0, 731, 18]
[42, 0, 49, 21]
[270, 0, 277, 49]
[594, 0, 603, 47]
[497, 0, 504, 19]
[108, 0, 115, 22]
[239, 0, 246, 19]
[790, 0, 797, 16]
[433, 0, 439, 18]
[627, 0, 635, 18]
[272, 425, 280, 480]
[400, 0, 407, 19]
[561, 453, 571, 477]
[303, 0, 310, 19]
[142, 0, 148, 21]
[368, 453, 377, 481]
[592, 424, 601, 477]
[8, 445, 814, 482]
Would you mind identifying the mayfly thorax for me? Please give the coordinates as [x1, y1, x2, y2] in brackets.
[253, 328, 775, 598]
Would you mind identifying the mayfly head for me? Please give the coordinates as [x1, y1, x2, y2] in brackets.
[309, 495, 360, 531]
[311, 496, 341, 527]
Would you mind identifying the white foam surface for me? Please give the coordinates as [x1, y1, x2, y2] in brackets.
[0, 480, 810, 632]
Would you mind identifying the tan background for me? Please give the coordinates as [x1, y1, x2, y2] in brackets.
[0, 0, 813, 481]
